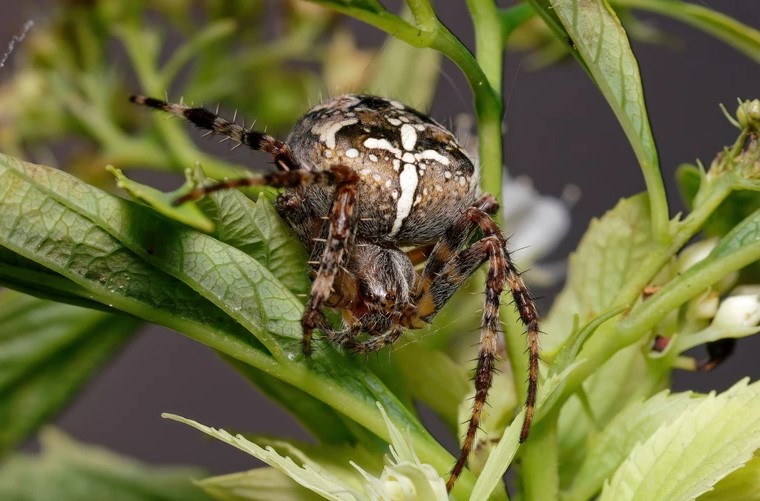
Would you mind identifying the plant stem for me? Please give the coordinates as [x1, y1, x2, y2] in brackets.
[521, 412, 560, 501]
[466, 0, 504, 197]
[557, 177, 734, 406]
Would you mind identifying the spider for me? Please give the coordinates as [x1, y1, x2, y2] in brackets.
[130, 93, 540, 491]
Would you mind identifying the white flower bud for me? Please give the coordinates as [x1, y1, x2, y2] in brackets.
[676, 239, 718, 273]
[712, 289, 760, 329]
[689, 291, 720, 320]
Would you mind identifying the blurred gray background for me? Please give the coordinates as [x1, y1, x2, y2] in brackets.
[1, 0, 759, 474]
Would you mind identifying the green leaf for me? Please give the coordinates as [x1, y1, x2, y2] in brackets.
[533, 0, 668, 240]
[544, 194, 655, 352]
[0, 153, 271, 364]
[611, 0, 760, 64]
[199, 467, 325, 501]
[0, 290, 139, 455]
[564, 390, 700, 501]
[700, 453, 760, 501]
[163, 414, 367, 501]
[197, 190, 310, 297]
[168, 405, 449, 501]
[537, 195, 660, 485]
[0, 246, 118, 312]
[600, 379, 760, 501]
[108, 165, 215, 233]
[0, 428, 212, 501]
[308, 0, 386, 15]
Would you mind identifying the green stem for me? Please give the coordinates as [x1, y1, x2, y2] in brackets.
[557, 178, 734, 405]
[521, 412, 560, 501]
[466, 0, 504, 197]
[405, 0, 438, 31]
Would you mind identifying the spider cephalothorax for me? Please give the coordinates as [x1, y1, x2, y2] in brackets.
[130, 93, 540, 491]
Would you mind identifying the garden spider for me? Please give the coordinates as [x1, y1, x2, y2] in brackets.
[130, 93, 540, 491]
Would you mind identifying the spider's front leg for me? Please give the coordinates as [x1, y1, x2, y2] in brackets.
[130, 95, 299, 172]
[405, 202, 540, 493]
[300, 170, 360, 355]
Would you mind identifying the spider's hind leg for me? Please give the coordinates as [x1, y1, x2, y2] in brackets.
[405, 203, 540, 493]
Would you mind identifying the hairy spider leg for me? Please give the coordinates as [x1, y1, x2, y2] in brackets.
[404, 203, 540, 493]
[300, 174, 359, 355]
[173, 168, 353, 205]
[129, 95, 299, 172]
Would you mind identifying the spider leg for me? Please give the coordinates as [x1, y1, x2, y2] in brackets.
[174, 166, 354, 205]
[411, 193, 499, 289]
[299, 169, 360, 356]
[347, 318, 405, 353]
[405, 204, 539, 492]
[130, 95, 299, 172]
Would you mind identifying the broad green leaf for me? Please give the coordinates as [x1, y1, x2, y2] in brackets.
[0, 154, 271, 365]
[199, 467, 324, 501]
[0, 154, 465, 494]
[0, 290, 139, 454]
[565, 390, 701, 501]
[700, 453, 760, 501]
[531, 196, 656, 485]
[0, 246, 117, 312]
[108, 165, 214, 233]
[0, 428, 212, 501]
[544, 194, 655, 352]
[531, 0, 666, 237]
[197, 190, 310, 297]
[612, 0, 760, 64]
[600, 379, 760, 501]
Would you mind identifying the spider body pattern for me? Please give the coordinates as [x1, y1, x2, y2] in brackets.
[130, 93, 540, 491]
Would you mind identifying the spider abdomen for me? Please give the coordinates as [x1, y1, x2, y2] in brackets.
[286, 94, 478, 245]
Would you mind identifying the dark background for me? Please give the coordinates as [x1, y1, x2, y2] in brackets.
[1, 0, 760, 475]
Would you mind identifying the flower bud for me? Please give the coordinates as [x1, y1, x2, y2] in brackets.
[712, 287, 760, 329]
[737, 99, 760, 132]
[676, 239, 718, 273]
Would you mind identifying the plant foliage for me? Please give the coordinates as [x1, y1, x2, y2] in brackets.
[1, 1, 760, 500]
